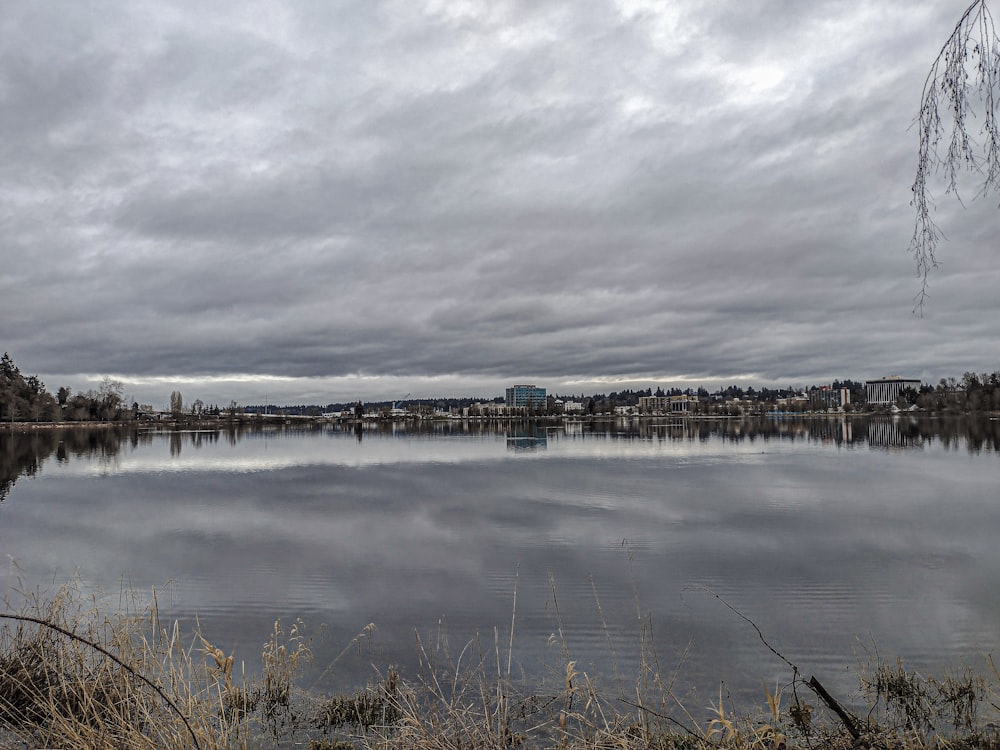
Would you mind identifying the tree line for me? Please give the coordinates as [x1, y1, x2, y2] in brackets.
[561, 376, 1000, 415]
[4, 352, 1000, 424]
[1, 353, 129, 423]
[915, 373, 1000, 413]
[0, 354, 243, 424]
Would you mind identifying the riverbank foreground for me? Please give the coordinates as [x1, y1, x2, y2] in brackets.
[0, 585, 998, 750]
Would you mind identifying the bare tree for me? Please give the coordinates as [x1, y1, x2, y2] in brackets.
[911, 0, 1000, 310]
[98, 376, 125, 420]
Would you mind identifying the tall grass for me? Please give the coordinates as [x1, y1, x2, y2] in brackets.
[0, 581, 385, 749]
[1, 580, 1000, 749]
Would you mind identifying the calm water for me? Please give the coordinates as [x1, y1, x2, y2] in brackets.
[1, 417, 999, 709]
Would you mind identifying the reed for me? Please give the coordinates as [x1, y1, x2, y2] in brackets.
[2, 580, 1000, 750]
[0, 581, 382, 749]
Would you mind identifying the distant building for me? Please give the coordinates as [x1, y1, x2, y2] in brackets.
[669, 395, 693, 413]
[639, 395, 692, 414]
[464, 402, 518, 417]
[506, 384, 546, 410]
[865, 377, 921, 405]
[810, 386, 851, 409]
[775, 395, 809, 409]
[639, 396, 669, 413]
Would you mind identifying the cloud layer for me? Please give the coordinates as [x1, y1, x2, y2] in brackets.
[2, 1, 997, 405]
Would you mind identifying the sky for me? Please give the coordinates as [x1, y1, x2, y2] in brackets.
[2, 0, 998, 408]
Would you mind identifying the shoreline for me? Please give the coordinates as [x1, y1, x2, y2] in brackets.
[2, 411, 998, 432]
[3, 410, 998, 431]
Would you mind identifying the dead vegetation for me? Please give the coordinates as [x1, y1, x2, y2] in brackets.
[1, 581, 1000, 750]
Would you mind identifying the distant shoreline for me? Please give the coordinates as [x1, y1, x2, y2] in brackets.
[2, 410, 997, 432]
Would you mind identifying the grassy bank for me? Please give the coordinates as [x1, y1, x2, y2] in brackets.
[1, 584, 998, 750]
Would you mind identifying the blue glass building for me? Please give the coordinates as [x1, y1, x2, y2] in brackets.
[505, 384, 546, 410]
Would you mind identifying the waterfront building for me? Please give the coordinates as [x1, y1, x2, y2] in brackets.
[639, 395, 693, 414]
[670, 395, 693, 412]
[505, 384, 546, 410]
[865, 377, 921, 405]
[810, 386, 851, 409]
[484, 402, 517, 416]
[639, 395, 669, 413]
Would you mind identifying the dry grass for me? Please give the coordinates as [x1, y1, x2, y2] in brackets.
[0, 582, 386, 749]
[0, 582, 200, 749]
[2, 581, 1000, 750]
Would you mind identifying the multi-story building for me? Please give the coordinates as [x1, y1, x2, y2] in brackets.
[865, 377, 921, 405]
[639, 395, 693, 414]
[505, 384, 546, 410]
[638, 395, 669, 413]
[810, 386, 851, 409]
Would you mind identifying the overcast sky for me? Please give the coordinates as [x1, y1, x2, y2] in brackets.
[2, 0, 997, 407]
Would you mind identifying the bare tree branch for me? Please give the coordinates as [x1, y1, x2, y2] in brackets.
[911, 0, 1000, 312]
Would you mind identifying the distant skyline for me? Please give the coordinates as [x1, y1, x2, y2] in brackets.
[2, 1, 998, 408]
[14, 369, 984, 412]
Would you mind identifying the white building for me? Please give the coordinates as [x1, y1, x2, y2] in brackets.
[865, 377, 921, 405]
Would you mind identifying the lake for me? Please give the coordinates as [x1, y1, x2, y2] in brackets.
[1, 416, 999, 712]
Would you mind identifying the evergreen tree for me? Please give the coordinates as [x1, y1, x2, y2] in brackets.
[0, 353, 58, 423]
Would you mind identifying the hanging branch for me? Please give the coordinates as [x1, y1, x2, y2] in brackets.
[910, 0, 1000, 312]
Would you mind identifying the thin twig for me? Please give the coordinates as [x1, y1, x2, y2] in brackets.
[617, 695, 718, 747]
[689, 585, 865, 741]
[910, 0, 1000, 311]
[685, 585, 798, 673]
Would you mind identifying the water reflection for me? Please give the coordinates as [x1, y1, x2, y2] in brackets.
[568, 415, 998, 451]
[2, 416, 999, 497]
[506, 426, 549, 451]
[0, 427, 134, 502]
[1, 416, 999, 706]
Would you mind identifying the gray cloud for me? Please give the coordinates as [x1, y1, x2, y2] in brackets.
[1, 0, 996, 405]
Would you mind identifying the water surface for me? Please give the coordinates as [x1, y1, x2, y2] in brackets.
[1, 417, 998, 709]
